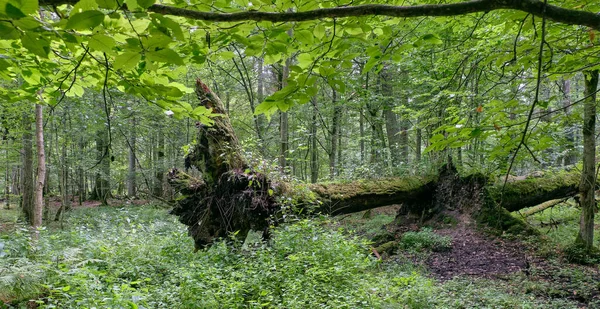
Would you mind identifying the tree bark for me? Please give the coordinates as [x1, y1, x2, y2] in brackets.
[33, 104, 45, 232]
[3, 135, 9, 210]
[329, 88, 341, 180]
[561, 78, 577, 166]
[21, 111, 34, 224]
[37, 0, 595, 31]
[128, 115, 137, 198]
[279, 59, 291, 169]
[153, 126, 165, 197]
[310, 96, 319, 183]
[380, 68, 402, 167]
[91, 122, 110, 205]
[575, 70, 598, 251]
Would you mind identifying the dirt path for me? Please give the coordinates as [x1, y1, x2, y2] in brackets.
[426, 225, 528, 280]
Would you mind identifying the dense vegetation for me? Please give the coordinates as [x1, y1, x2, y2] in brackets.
[1, 204, 599, 308]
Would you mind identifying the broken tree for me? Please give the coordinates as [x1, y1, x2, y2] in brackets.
[168, 80, 582, 250]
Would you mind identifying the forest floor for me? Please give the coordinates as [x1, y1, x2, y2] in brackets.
[1, 199, 599, 308]
[336, 202, 600, 307]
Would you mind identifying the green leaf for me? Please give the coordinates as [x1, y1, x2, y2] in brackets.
[66, 10, 105, 30]
[470, 127, 483, 137]
[72, 0, 98, 13]
[137, 0, 154, 9]
[5, 0, 37, 16]
[95, 0, 117, 9]
[88, 34, 116, 53]
[13, 17, 39, 29]
[219, 51, 235, 60]
[21, 32, 49, 58]
[151, 14, 184, 41]
[146, 48, 183, 65]
[313, 23, 325, 40]
[5, 3, 25, 18]
[295, 30, 313, 45]
[0, 21, 19, 39]
[422, 33, 443, 45]
[114, 51, 141, 70]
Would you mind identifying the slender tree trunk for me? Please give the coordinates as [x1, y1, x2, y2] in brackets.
[33, 104, 45, 232]
[153, 127, 165, 197]
[562, 78, 577, 166]
[255, 58, 266, 144]
[329, 89, 341, 180]
[77, 138, 85, 205]
[128, 115, 137, 198]
[360, 108, 365, 164]
[576, 70, 598, 251]
[4, 137, 9, 209]
[310, 97, 319, 183]
[279, 60, 290, 169]
[416, 127, 422, 164]
[11, 166, 20, 196]
[21, 112, 34, 223]
[55, 110, 71, 221]
[380, 68, 402, 167]
[92, 123, 110, 205]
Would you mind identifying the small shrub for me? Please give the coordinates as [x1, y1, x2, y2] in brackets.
[563, 243, 600, 264]
[399, 228, 452, 252]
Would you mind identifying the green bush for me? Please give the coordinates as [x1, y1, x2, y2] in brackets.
[399, 228, 452, 252]
[0, 206, 436, 308]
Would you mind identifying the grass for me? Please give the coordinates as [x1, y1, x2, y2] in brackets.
[0, 203, 597, 308]
[517, 201, 600, 258]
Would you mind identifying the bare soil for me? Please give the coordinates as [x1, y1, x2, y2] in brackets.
[426, 225, 527, 280]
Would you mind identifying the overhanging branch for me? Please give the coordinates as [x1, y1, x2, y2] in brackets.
[39, 0, 600, 30]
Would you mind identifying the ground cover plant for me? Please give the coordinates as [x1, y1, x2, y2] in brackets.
[1, 203, 597, 308]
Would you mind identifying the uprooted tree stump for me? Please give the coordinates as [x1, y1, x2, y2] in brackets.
[168, 80, 582, 250]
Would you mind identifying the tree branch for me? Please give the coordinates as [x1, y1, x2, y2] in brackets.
[38, 0, 600, 30]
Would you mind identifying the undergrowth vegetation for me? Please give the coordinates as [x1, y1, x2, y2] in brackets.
[0, 204, 596, 308]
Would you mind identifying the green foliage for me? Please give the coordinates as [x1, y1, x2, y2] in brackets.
[399, 228, 452, 252]
[0, 206, 434, 308]
[519, 203, 600, 260]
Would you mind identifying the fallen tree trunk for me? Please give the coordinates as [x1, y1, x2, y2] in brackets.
[168, 80, 582, 249]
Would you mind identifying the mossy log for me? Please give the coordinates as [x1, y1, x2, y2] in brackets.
[167, 80, 582, 249]
[308, 176, 436, 215]
[487, 172, 579, 212]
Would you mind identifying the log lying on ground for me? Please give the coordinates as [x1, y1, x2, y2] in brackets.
[167, 80, 582, 249]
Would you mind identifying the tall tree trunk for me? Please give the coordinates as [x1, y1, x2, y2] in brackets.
[360, 107, 365, 164]
[128, 115, 137, 198]
[279, 60, 291, 169]
[4, 137, 9, 209]
[11, 166, 20, 196]
[153, 127, 165, 197]
[21, 112, 34, 223]
[255, 57, 265, 144]
[310, 97, 319, 183]
[329, 89, 341, 180]
[562, 78, 577, 166]
[380, 68, 402, 167]
[92, 123, 110, 205]
[416, 127, 422, 164]
[55, 109, 71, 221]
[33, 104, 45, 232]
[77, 138, 85, 205]
[576, 70, 598, 251]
